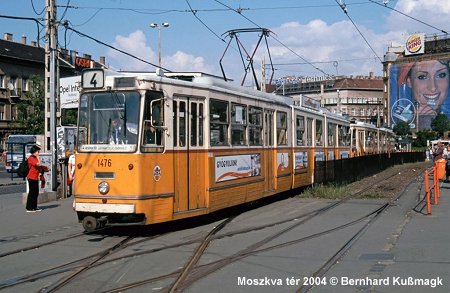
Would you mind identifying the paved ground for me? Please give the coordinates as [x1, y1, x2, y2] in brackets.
[0, 162, 448, 292]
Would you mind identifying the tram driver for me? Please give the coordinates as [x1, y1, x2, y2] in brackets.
[109, 113, 137, 144]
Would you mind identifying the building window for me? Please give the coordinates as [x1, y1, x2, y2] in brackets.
[0, 75, 5, 88]
[9, 77, 17, 96]
[0, 103, 4, 120]
[22, 77, 29, 92]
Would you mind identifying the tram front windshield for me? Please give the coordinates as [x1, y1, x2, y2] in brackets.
[78, 91, 140, 152]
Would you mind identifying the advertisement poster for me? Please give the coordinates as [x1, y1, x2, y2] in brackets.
[339, 151, 350, 159]
[277, 153, 290, 172]
[294, 151, 308, 170]
[215, 154, 261, 182]
[315, 151, 325, 162]
[39, 154, 53, 193]
[390, 58, 450, 130]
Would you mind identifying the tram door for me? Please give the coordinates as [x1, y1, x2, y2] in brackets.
[173, 97, 205, 213]
[264, 110, 275, 191]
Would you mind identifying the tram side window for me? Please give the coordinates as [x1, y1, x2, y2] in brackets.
[316, 120, 323, 146]
[338, 125, 350, 146]
[296, 115, 305, 146]
[173, 101, 178, 147]
[199, 104, 204, 146]
[210, 99, 228, 146]
[249, 107, 263, 146]
[190, 101, 204, 147]
[143, 93, 163, 146]
[276, 111, 287, 146]
[179, 101, 186, 147]
[264, 111, 274, 146]
[306, 118, 313, 146]
[191, 102, 197, 146]
[231, 103, 247, 145]
[328, 123, 336, 147]
[367, 131, 374, 147]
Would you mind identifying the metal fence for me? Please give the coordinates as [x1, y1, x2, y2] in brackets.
[314, 152, 426, 185]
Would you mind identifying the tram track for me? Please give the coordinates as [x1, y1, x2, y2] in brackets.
[0, 232, 164, 290]
[95, 169, 417, 292]
[297, 166, 421, 293]
[0, 165, 425, 292]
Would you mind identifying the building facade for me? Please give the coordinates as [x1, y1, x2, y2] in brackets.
[0, 32, 104, 150]
[382, 33, 450, 131]
[273, 73, 385, 126]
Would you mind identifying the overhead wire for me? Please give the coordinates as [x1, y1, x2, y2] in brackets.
[213, 0, 260, 28]
[335, 0, 383, 63]
[63, 23, 172, 72]
[30, 0, 45, 16]
[213, 0, 333, 78]
[58, 0, 71, 22]
[368, 0, 448, 34]
[0, 14, 44, 47]
[185, 0, 226, 43]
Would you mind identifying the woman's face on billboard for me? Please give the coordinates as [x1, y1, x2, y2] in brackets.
[407, 60, 449, 109]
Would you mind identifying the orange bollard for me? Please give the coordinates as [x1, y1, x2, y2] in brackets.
[434, 166, 440, 205]
[435, 159, 446, 180]
[425, 170, 431, 215]
[433, 166, 439, 205]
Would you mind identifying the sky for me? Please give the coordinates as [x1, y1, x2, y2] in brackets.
[1, 0, 450, 86]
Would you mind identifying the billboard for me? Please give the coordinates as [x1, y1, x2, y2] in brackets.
[405, 33, 425, 56]
[60, 76, 80, 109]
[389, 58, 450, 130]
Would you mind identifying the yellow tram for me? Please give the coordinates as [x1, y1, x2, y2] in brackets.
[74, 69, 395, 231]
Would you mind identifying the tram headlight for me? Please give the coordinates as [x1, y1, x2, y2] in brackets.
[98, 181, 110, 195]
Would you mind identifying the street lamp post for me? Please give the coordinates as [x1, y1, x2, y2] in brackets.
[150, 22, 169, 69]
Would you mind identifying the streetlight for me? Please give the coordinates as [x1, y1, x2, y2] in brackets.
[150, 22, 169, 69]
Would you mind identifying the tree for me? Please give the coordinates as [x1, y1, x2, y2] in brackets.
[393, 121, 410, 136]
[61, 108, 77, 126]
[14, 75, 45, 134]
[431, 113, 450, 138]
[413, 130, 437, 147]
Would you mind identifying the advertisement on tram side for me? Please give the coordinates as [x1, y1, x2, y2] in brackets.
[215, 154, 261, 182]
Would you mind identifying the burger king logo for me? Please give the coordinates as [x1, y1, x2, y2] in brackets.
[406, 34, 423, 55]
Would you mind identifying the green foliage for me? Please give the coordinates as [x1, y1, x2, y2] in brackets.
[61, 108, 78, 126]
[431, 113, 450, 138]
[393, 121, 410, 136]
[413, 130, 437, 147]
[13, 75, 45, 134]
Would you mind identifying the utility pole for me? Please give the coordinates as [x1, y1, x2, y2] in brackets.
[260, 56, 266, 92]
[45, 0, 58, 191]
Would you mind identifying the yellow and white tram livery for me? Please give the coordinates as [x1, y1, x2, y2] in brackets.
[74, 69, 393, 231]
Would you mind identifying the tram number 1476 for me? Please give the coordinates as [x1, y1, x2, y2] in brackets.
[97, 158, 112, 167]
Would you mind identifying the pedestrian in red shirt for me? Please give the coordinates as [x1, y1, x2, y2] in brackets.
[26, 145, 43, 212]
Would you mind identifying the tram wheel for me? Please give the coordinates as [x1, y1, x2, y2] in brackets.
[82, 216, 98, 232]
